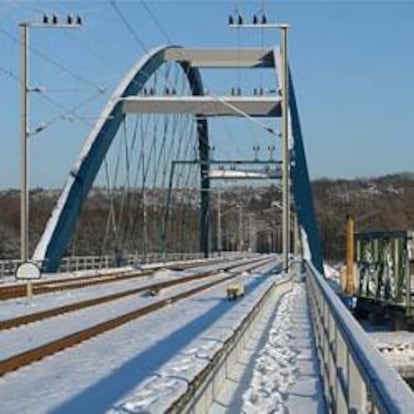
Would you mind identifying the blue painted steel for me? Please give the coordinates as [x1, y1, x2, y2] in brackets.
[35, 46, 208, 272]
[289, 71, 324, 274]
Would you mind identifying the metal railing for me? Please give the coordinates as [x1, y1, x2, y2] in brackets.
[0, 252, 220, 277]
[306, 260, 414, 413]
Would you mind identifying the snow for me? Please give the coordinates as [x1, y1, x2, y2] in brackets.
[0, 259, 273, 360]
[366, 331, 414, 377]
[240, 281, 325, 414]
[0, 259, 279, 413]
[0, 257, 251, 322]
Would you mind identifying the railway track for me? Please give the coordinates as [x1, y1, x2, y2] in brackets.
[0, 256, 233, 300]
[0, 256, 275, 376]
[0, 256, 268, 331]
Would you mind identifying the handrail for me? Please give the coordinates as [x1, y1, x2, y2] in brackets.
[306, 260, 414, 413]
[0, 252, 221, 277]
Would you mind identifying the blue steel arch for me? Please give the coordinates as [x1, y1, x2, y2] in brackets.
[33, 45, 210, 272]
[274, 47, 323, 273]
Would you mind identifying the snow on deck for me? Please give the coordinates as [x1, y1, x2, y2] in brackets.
[0, 261, 279, 413]
[210, 279, 325, 414]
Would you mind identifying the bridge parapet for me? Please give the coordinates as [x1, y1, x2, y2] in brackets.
[306, 261, 414, 413]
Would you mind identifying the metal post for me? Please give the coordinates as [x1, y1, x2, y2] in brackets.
[20, 23, 29, 263]
[238, 204, 243, 251]
[249, 213, 254, 252]
[143, 187, 148, 262]
[345, 214, 355, 295]
[293, 211, 302, 257]
[281, 24, 290, 273]
[217, 187, 222, 255]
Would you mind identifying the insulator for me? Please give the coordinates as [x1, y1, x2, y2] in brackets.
[253, 88, 257, 96]
[150, 87, 155, 95]
[43, 15, 48, 24]
[237, 14, 243, 25]
[67, 14, 73, 24]
[143, 87, 147, 95]
[228, 15, 234, 25]
[52, 14, 58, 24]
[237, 87, 241, 96]
[253, 15, 258, 24]
[76, 15, 82, 25]
[261, 14, 267, 24]
[259, 87, 264, 96]
[172, 88, 177, 95]
[231, 87, 234, 96]
[165, 87, 170, 95]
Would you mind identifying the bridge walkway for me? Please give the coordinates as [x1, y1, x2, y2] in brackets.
[210, 276, 325, 413]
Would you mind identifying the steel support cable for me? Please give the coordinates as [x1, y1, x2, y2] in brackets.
[121, 115, 142, 253]
[124, 114, 145, 254]
[123, 110, 155, 253]
[177, 117, 199, 252]
[173, 114, 192, 250]
[103, 158, 118, 256]
[103, 120, 127, 258]
[162, 112, 182, 219]
[115, 120, 131, 255]
[161, 113, 184, 250]
[101, 117, 140, 258]
[120, 114, 146, 254]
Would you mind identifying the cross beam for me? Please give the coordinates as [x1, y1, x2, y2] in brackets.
[122, 96, 281, 118]
[209, 168, 281, 180]
[164, 48, 275, 68]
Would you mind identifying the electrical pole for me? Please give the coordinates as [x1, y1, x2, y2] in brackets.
[217, 187, 222, 255]
[238, 204, 243, 251]
[19, 15, 82, 303]
[250, 213, 256, 252]
[281, 24, 290, 274]
[20, 23, 28, 263]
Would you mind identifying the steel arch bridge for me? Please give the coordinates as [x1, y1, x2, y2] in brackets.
[33, 45, 323, 274]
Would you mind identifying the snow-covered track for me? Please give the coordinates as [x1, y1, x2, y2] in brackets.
[0, 257, 273, 377]
[0, 256, 267, 331]
[0, 257, 228, 300]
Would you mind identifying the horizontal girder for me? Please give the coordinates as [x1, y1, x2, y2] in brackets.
[209, 168, 281, 179]
[164, 48, 275, 68]
[122, 96, 281, 117]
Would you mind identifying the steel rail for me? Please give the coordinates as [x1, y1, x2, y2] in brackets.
[0, 257, 274, 376]
[0, 256, 269, 330]
[0, 257, 232, 300]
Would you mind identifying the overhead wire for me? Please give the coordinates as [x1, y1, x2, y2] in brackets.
[0, 26, 105, 93]
[108, 0, 147, 52]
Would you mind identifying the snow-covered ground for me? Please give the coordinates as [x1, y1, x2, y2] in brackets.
[242, 281, 325, 414]
[0, 259, 279, 413]
[366, 331, 414, 378]
[210, 279, 325, 414]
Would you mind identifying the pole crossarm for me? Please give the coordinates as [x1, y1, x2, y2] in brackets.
[164, 47, 275, 68]
[122, 96, 281, 118]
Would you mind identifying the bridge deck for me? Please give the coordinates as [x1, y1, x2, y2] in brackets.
[210, 278, 325, 413]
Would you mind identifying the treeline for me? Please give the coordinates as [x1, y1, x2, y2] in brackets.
[313, 173, 414, 259]
[1, 173, 414, 261]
